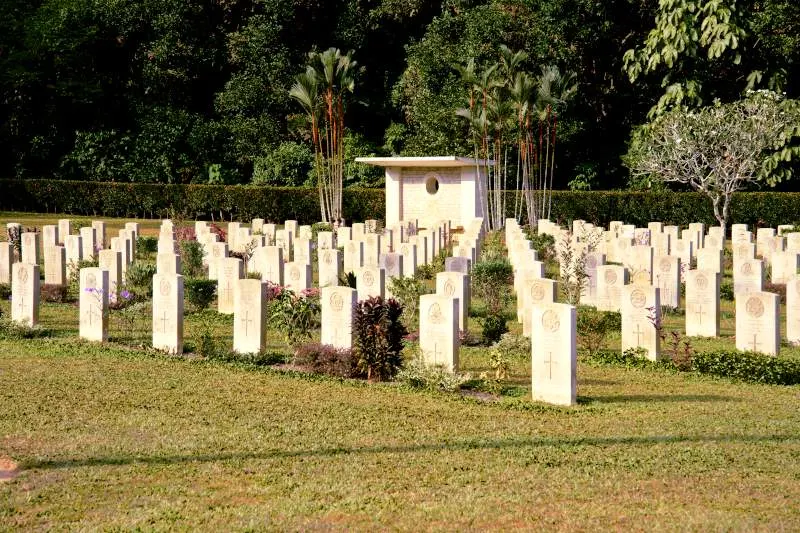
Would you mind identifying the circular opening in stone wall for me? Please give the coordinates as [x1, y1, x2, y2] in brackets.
[425, 176, 440, 195]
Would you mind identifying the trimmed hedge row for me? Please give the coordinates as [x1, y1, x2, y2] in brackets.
[0, 180, 384, 223]
[2, 179, 800, 227]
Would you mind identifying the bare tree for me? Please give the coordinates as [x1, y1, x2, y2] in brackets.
[625, 90, 800, 235]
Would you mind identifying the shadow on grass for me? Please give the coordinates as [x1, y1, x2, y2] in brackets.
[22, 433, 797, 472]
[589, 394, 741, 404]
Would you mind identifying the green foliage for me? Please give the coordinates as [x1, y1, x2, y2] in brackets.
[184, 278, 216, 312]
[268, 287, 321, 346]
[388, 276, 431, 329]
[522, 228, 555, 261]
[720, 281, 734, 301]
[339, 271, 357, 289]
[488, 333, 531, 379]
[0, 180, 384, 223]
[479, 231, 506, 262]
[691, 350, 800, 386]
[352, 297, 407, 381]
[0, 284, 11, 300]
[136, 236, 158, 258]
[125, 263, 157, 298]
[180, 240, 205, 278]
[293, 342, 358, 379]
[471, 259, 513, 314]
[480, 314, 508, 345]
[0, 318, 51, 340]
[576, 307, 622, 355]
[396, 356, 469, 392]
[252, 142, 314, 187]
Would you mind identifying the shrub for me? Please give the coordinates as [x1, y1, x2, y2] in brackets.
[471, 259, 513, 314]
[692, 350, 800, 385]
[396, 356, 469, 392]
[125, 263, 157, 298]
[720, 280, 734, 301]
[523, 228, 555, 261]
[489, 333, 531, 379]
[252, 141, 314, 186]
[68, 258, 99, 298]
[763, 282, 787, 305]
[0, 284, 11, 300]
[184, 278, 216, 311]
[41, 284, 69, 303]
[480, 231, 506, 262]
[339, 271, 357, 288]
[180, 240, 205, 278]
[576, 307, 622, 355]
[352, 297, 407, 381]
[388, 276, 431, 329]
[293, 342, 358, 378]
[481, 314, 508, 345]
[137, 236, 158, 258]
[268, 287, 321, 346]
[0, 318, 51, 339]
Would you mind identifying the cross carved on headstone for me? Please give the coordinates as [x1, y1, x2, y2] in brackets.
[751, 334, 761, 352]
[16, 293, 24, 315]
[634, 323, 645, 345]
[693, 304, 707, 325]
[431, 343, 442, 363]
[87, 304, 102, 326]
[241, 310, 253, 335]
[160, 311, 170, 333]
[543, 352, 557, 380]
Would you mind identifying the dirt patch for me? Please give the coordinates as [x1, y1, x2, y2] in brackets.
[460, 389, 500, 403]
[0, 456, 19, 481]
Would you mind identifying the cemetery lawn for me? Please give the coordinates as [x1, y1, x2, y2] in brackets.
[2, 337, 799, 530]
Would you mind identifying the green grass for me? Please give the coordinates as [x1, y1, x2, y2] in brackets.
[1, 337, 799, 530]
[1, 213, 800, 528]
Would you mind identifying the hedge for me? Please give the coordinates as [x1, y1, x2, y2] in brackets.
[0, 180, 384, 223]
[2, 179, 800, 227]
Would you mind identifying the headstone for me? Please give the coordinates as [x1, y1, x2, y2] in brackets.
[251, 246, 283, 285]
[621, 285, 661, 361]
[262, 223, 277, 245]
[0, 243, 11, 284]
[357, 267, 385, 301]
[530, 303, 577, 406]
[756, 227, 776, 259]
[321, 286, 357, 349]
[735, 292, 779, 355]
[521, 277, 557, 337]
[596, 265, 628, 312]
[42, 225, 59, 251]
[97, 249, 121, 299]
[397, 243, 418, 278]
[80, 227, 97, 261]
[233, 279, 266, 354]
[318, 249, 342, 288]
[672, 238, 693, 272]
[158, 237, 177, 255]
[275, 229, 293, 261]
[380, 253, 403, 298]
[21, 232, 41, 265]
[44, 245, 67, 286]
[298, 225, 313, 241]
[336, 227, 352, 246]
[57, 219, 71, 244]
[352, 223, 365, 240]
[157, 252, 181, 275]
[344, 240, 364, 273]
[152, 273, 184, 354]
[444, 256, 471, 274]
[770, 251, 799, 284]
[227, 222, 241, 251]
[697, 248, 723, 273]
[363, 234, 381, 267]
[294, 237, 312, 265]
[284, 220, 298, 237]
[581, 252, 605, 305]
[79, 267, 108, 341]
[317, 231, 335, 251]
[11, 263, 39, 326]
[653, 255, 680, 308]
[217, 258, 243, 314]
[207, 242, 228, 281]
[284, 261, 312, 293]
[786, 276, 800, 344]
[733, 259, 764, 295]
[64, 235, 83, 276]
[436, 271, 469, 332]
[685, 270, 720, 337]
[251, 218, 265, 235]
[515, 262, 546, 322]
[92, 221, 106, 248]
[419, 294, 459, 372]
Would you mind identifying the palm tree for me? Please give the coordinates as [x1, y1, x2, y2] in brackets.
[290, 48, 358, 223]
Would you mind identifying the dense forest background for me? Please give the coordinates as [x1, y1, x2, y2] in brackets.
[1, 0, 797, 189]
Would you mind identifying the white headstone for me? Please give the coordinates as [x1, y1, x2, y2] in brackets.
[419, 294, 459, 372]
[284, 261, 311, 293]
[685, 269, 720, 337]
[321, 286, 357, 349]
[44, 245, 67, 286]
[786, 276, 800, 344]
[152, 273, 184, 354]
[653, 255, 680, 309]
[21, 232, 41, 265]
[735, 292, 779, 355]
[80, 227, 97, 261]
[0, 243, 11, 284]
[521, 277, 557, 337]
[596, 265, 628, 312]
[218, 257, 243, 314]
[11, 263, 39, 326]
[79, 267, 108, 342]
[531, 303, 577, 406]
[436, 271, 469, 332]
[57, 219, 71, 245]
[733, 259, 764, 295]
[318, 249, 342, 288]
[207, 242, 228, 281]
[357, 267, 385, 301]
[233, 279, 266, 354]
[621, 285, 661, 360]
[251, 246, 283, 285]
[98, 249, 122, 299]
[92, 221, 106, 248]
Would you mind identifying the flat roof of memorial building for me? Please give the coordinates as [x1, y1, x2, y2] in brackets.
[355, 156, 494, 167]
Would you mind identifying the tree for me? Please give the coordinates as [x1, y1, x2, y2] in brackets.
[290, 48, 359, 223]
[624, 91, 800, 234]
